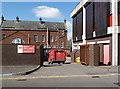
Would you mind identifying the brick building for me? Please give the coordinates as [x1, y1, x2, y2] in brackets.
[0, 16, 67, 48]
[71, 0, 120, 66]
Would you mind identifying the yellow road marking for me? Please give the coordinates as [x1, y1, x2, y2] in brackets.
[1, 73, 120, 80]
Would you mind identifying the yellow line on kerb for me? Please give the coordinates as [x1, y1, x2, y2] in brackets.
[1, 73, 120, 80]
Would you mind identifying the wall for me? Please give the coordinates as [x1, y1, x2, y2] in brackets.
[1, 29, 67, 48]
[72, 2, 110, 41]
[72, 9, 83, 42]
[76, 10, 83, 41]
[73, 17, 77, 42]
[49, 30, 67, 48]
[89, 44, 100, 66]
[85, 2, 94, 39]
[94, 2, 110, 37]
[2, 44, 43, 66]
[71, 49, 80, 63]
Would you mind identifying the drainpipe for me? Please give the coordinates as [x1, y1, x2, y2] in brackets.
[28, 34, 30, 44]
[47, 28, 49, 48]
[112, 0, 118, 66]
[83, 6, 86, 44]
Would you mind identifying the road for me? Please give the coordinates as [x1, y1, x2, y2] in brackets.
[2, 61, 120, 88]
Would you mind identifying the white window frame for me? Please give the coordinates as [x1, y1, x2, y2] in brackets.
[42, 35, 45, 42]
[51, 35, 54, 42]
[61, 41, 64, 48]
[2, 34, 6, 39]
[12, 38, 24, 44]
[34, 35, 38, 42]
[61, 30, 64, 36]
[54, 36, 57, 41]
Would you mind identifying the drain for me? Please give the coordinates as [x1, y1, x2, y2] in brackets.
[17, 79, 27, 81]
[92, 76, 100, 78]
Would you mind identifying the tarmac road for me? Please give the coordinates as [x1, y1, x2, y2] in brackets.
[2, 61, 120, 87]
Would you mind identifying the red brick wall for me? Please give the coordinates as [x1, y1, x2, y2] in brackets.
[1, 29, 67, 48]
[2, 44, 43, 66]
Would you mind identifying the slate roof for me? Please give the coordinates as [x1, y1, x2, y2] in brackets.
[0, 20, 66, 30]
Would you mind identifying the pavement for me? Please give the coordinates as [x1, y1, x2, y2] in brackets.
[1, 65, 41, 76]
[1, 57, 119, 77]
[1, 57, 120, 87]
[34, 63, 119, 77]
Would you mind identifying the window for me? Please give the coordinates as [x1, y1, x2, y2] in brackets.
[60, 30, 64, 36]
[12, 38, 24, 44]
[118, 1, 120, 14]
[54, 36, 57, 41]
[61, 41, 64, 48]
[34, 35, 38, 42]
[110, 2, 112, 14]
[51, 35, 54, 42]
[42, 35, 45, 42]
[2, 34, 6, 39]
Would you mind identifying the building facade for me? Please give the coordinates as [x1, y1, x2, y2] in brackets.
[71, 0, 120, 66]
[0, 16, 67, 48]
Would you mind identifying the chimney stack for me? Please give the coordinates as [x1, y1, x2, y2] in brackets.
[16, 16, 19, 22]
[1, 15, 4, 23]
[39, 17, 42, 22]
[64, 19, 66, 24]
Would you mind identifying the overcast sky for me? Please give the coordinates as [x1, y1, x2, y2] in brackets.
[2, 2, 78, 40]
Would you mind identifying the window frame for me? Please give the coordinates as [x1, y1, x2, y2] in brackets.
[51, 35, 54, 42]
[12, 38, 24, 44]
[60, 30, 64, 36]
[34, 35, 38, 42]
[54, 36, 57, 41]
[2, 34, 6, 39]
[42, 34, 45, 42]
[61, 41, 64, 48]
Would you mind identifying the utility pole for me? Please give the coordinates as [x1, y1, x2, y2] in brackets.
[112, 0, 118, 66]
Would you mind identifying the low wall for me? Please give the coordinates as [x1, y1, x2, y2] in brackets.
[71, 49, 80, 63]
[2, 44, 43, 66]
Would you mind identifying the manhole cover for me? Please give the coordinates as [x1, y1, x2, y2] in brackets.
[17, 79, 27, 81]
[92, 76, 100, 78]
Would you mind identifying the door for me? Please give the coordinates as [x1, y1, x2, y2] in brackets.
[103, 44, 109, 65]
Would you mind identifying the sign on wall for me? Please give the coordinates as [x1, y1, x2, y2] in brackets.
[17, 45, 35, 53]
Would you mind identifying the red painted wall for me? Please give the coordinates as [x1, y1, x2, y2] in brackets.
[109, 14, 120, 26]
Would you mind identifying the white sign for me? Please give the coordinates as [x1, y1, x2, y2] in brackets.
[17, 45, 35, 53]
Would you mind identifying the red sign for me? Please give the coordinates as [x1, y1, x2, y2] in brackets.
[18, 45, 35, 53]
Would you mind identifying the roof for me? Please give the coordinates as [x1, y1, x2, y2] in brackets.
[0, 20, 66, 31]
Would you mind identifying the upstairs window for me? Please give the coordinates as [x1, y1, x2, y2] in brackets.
[60, 30, 64, 36]
[51, 35, 54, 42]
[12, 38, 24, 44]
[54, 36, 57, 41]
[2, 34, 6, 39]
[42, 35, 45, 42]
[34, 35, 38, 42]
[61, 41, 64, 48]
